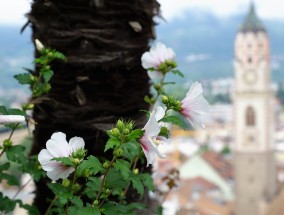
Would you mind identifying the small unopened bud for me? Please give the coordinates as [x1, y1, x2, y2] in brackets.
[154, 83, 161, 90]
[105, 189, 111, 194]
[35, 39, 44, 51]
[114, 148, 124, 157]
[72, 148, 86, 160]
[82, 169, 90, 178]
[133, 168, 139, 175]
[103, 161, 110, 169]
[111, 128, 120, 137]
[72, 158, 81, 166]
[126, 121, 134, 130]
[72, 183, 81, 193]
[162, 96, 168, 104]
[93, 200, 99, 206]
[3, 139, 12, 149]
[62, 179, 70, 187]
[123, 128, 130, 135]
[47, 52, 53, 58]
[116, 120, 124, 130]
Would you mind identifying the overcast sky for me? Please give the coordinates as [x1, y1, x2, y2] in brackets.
[0, 0, 284, 25]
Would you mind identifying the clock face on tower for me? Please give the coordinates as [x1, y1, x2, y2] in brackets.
[243, 70, 256, 84]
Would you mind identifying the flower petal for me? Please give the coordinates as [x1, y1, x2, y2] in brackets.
[143, 113, 160, 137]
[0, 115, 25, 124]
[46, 132, 70, 157]
[69, 136, 85, 152]
[154, 106, 166, 121]
[46, 166, 75, 181]
[41, 161, 61, 171]
[38, 149, 53, 164]
[147, 71, 163, 80]
[180, 82, 209, 128]
[140, 137, 164, 167]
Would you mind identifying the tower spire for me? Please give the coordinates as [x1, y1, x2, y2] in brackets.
[239, 2, 265, 33]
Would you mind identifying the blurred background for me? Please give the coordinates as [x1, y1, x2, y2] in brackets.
[1, 0, 284, 214]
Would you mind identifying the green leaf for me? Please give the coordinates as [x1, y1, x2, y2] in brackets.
[159, 126, 170, 138]
[129, 173, 144, 197]
[0, 173, 19, 186]
[106, 169, 128, 189]
[139, 173, 155, 191]
[76, 155, 103, 177]
[14, 73, 33, 85]
[0, 163, 10, 171]
[84, 177, 102, 198]
[144, 95, 153, 105]
[161, 115, 187, 129]
[171, 69, 184, 77]
[41, 69, 54, 83]
[0, 192, 19, 213]
[8, 108, 26, 116]
[6, 145, 26, 163]
[0, 106, 8, 114]
[70, 196, 83, 207]
[48, 183, 73, 206]
[104, 138, 120, 152]
[53, 51, 67, 61]
[127, 129, 144, 141]
[121, 141, 140, 162]
[114, 160, 130, 179]
[19, 203, 40, 215]
[21, 156, 45, 182]
[52, 157, 74, 167]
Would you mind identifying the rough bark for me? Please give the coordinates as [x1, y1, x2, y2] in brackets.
[26, 0, 160, 213]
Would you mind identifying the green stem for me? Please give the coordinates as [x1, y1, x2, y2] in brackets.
[96, 157, 116, 201]
[12, 176, 33, 200]
[44, 195, 58, 215]
[122, 151, 143, 198]
[0, 123, 20, 158]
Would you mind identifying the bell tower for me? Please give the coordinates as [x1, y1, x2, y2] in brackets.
[233, 3, 276, 215]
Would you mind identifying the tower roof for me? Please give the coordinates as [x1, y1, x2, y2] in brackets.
[239, 3, 266, 33]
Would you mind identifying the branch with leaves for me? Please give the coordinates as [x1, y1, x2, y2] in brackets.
[0, 42, 209, 215]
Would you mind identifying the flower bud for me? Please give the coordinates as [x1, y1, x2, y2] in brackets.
[72, 183, 81, 193]
[105, 189, 111, 194]
[103, 161, 110, 169]
[62, 179, 70, 187]
[47, 52, 53, 58]
[3, 139, 12, 149]
[72, 158, 81, 166]
[123, 128, 130, 135]
[113, 148, 124, 157]
[126, 121, 134, 130]
[72, 148, 86, 160]
[162, 96, 168, 104]
[93, 200, 99, 206]
[133, 168, 139, 175]
[154, 83, 161, 90]
[35, 39, 44, 51]
[116, 120, 124, 130]
[111, 128, 120, 137]
[82, 169, 90, 178]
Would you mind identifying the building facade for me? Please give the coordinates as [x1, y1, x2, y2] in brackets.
[233, 4, 276, 215]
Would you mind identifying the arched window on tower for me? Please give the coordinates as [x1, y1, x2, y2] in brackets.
[246, 107, 255, 126]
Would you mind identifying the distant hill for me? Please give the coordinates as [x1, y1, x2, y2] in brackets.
[0, 9, 284, 91]
[156, 10, 284, 83]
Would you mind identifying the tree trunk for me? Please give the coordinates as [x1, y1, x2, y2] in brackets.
[27, 0, 160, 213]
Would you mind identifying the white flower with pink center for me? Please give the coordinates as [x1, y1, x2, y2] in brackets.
[38, 132, 85, 181]
[139, 106, 166, 167]
[141, 43, 176, 80]
[180, 82, 209, 128]
[0, 115, 25, 124]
